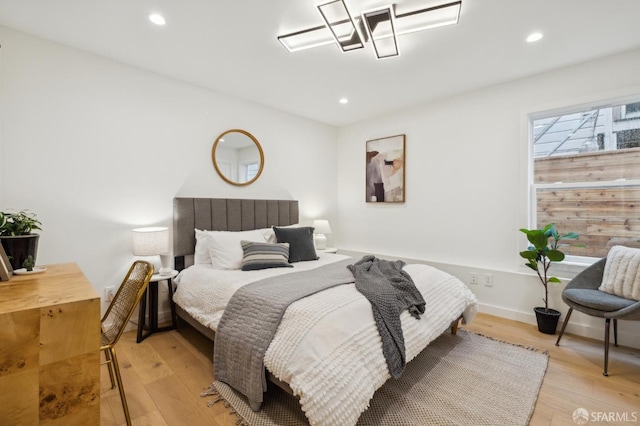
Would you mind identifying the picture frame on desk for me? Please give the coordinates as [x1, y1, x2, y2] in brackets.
[0, 244, 14, 281]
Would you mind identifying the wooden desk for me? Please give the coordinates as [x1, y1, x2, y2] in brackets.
[0, 263, 100, 425]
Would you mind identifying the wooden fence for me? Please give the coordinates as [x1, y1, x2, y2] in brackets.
[534, 148, 640, 258]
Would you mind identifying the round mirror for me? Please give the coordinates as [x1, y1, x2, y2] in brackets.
[211, 129, 264, 186]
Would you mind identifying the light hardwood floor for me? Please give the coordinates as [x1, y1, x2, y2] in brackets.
[100, 313, 640, 425]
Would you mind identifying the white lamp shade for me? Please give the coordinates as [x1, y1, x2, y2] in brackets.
[132, 227, 169, 256]
[312, 220, 332, 235]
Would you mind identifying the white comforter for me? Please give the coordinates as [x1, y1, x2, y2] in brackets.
[174, 254, 478, 426]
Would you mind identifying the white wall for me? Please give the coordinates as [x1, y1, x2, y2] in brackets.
[337, 48, 640, 348]
[2, 25, 639, 349]
[0, 28, 338, 317]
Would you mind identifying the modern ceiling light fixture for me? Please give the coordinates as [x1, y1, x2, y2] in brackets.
[317, 0, 364, 52]
[278, 0, 461, 59]
[362, 6, 398, 59]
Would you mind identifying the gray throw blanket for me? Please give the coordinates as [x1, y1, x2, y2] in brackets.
[347, 255, 426, 378]
[213, 258, 355, 411]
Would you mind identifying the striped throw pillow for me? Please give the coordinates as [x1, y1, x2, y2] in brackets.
[241, 241, 293, 271]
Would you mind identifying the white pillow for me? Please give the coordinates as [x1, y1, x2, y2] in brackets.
[194, 229, 212, 264]
[258, 227, 279, 243]
[265, 223, 299, 243]
[195, 228, 275, 265]
[263, 227, 276, 244]
[207, 229, 270, 270]
[599, 245, 640, 301]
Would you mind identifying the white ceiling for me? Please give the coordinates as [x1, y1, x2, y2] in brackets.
[1, 0, 640, 127]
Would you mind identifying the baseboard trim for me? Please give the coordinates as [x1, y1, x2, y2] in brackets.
[478, 303, 639, 349]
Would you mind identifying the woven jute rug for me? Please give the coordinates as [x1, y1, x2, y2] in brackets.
[202, 329, 548, 426]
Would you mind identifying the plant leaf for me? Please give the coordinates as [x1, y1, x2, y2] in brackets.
[560, 232, 579, 240]
[531, 233, 548, 250]
[549, 277, 562, 283]
[519, 228, 534, 235]
[546, 224, 558, 239]
[547, 249, 565, 261]
[519, 250, 538, 260]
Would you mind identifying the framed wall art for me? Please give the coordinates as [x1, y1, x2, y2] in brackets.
[366, 134, 406, 203]
[0, 244, 13, 281]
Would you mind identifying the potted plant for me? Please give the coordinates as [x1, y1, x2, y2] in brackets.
[519, 223, 579, 335]
[0, 210, 42, 270]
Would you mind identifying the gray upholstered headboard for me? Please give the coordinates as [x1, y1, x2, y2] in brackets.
[173, 198, 299, 270]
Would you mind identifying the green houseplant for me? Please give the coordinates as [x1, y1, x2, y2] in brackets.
[0, 210, 42, 270]
[519, 223, 579, 335]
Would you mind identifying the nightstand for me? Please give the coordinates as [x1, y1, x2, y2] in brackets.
[137, 269, 179, 343]
[318, 247, 338, 254]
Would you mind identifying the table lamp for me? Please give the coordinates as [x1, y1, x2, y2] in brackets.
[312, 219, 332, 250]
[132, 227, 171, 275]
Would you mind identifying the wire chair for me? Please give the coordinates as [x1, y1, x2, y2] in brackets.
[101, 260, 154, 425]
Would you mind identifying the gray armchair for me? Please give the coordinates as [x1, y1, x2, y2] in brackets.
[555, 257, 640, 376]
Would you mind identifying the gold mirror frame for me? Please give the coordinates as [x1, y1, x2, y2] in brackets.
[211, 129, 264, 186]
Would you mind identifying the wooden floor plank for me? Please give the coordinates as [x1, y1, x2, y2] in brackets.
[100, 313, 640, 425]
[131, 409, 169, 426]
[147, 332, 217, 396]
[145, 375, 224, 426]
[119, 334, 174, 385]
[101, 339, 159, 424]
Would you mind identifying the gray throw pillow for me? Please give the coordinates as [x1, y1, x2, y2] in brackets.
[241, 241, 293, 271]
[273, 226, 319, 263]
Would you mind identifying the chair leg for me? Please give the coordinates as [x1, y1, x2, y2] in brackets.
[109, 347, 133, 426]
[613, 318, 618, 347]
[103, 348, 116, 389]
[604, 318, 611, 377]
[555, 308, 573, 346]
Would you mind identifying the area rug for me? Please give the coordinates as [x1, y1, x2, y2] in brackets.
[202, 329, 548, 426]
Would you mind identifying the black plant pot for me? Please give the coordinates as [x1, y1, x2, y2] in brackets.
[534, 307, 561, 335]
[0, 234, 40, 270]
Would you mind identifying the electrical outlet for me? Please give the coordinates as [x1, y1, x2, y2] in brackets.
[470, 272, 478, 285]
[104, 286, 116, 303]
[483, 273, 493, 287]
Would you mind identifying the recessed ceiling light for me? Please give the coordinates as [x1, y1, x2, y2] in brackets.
[526, 32, 543, 43]
[339, 98, 349, 104]
[149, 14, 166, 26]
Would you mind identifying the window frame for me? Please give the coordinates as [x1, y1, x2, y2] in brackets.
[527, 93, 640, 267]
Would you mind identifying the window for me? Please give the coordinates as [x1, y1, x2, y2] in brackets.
[530, 99, 640, 259]
[239, 162, 260, 183]
[621, 102, 640, 119]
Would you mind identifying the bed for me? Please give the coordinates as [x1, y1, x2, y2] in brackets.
[172, 197, 478, 426]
